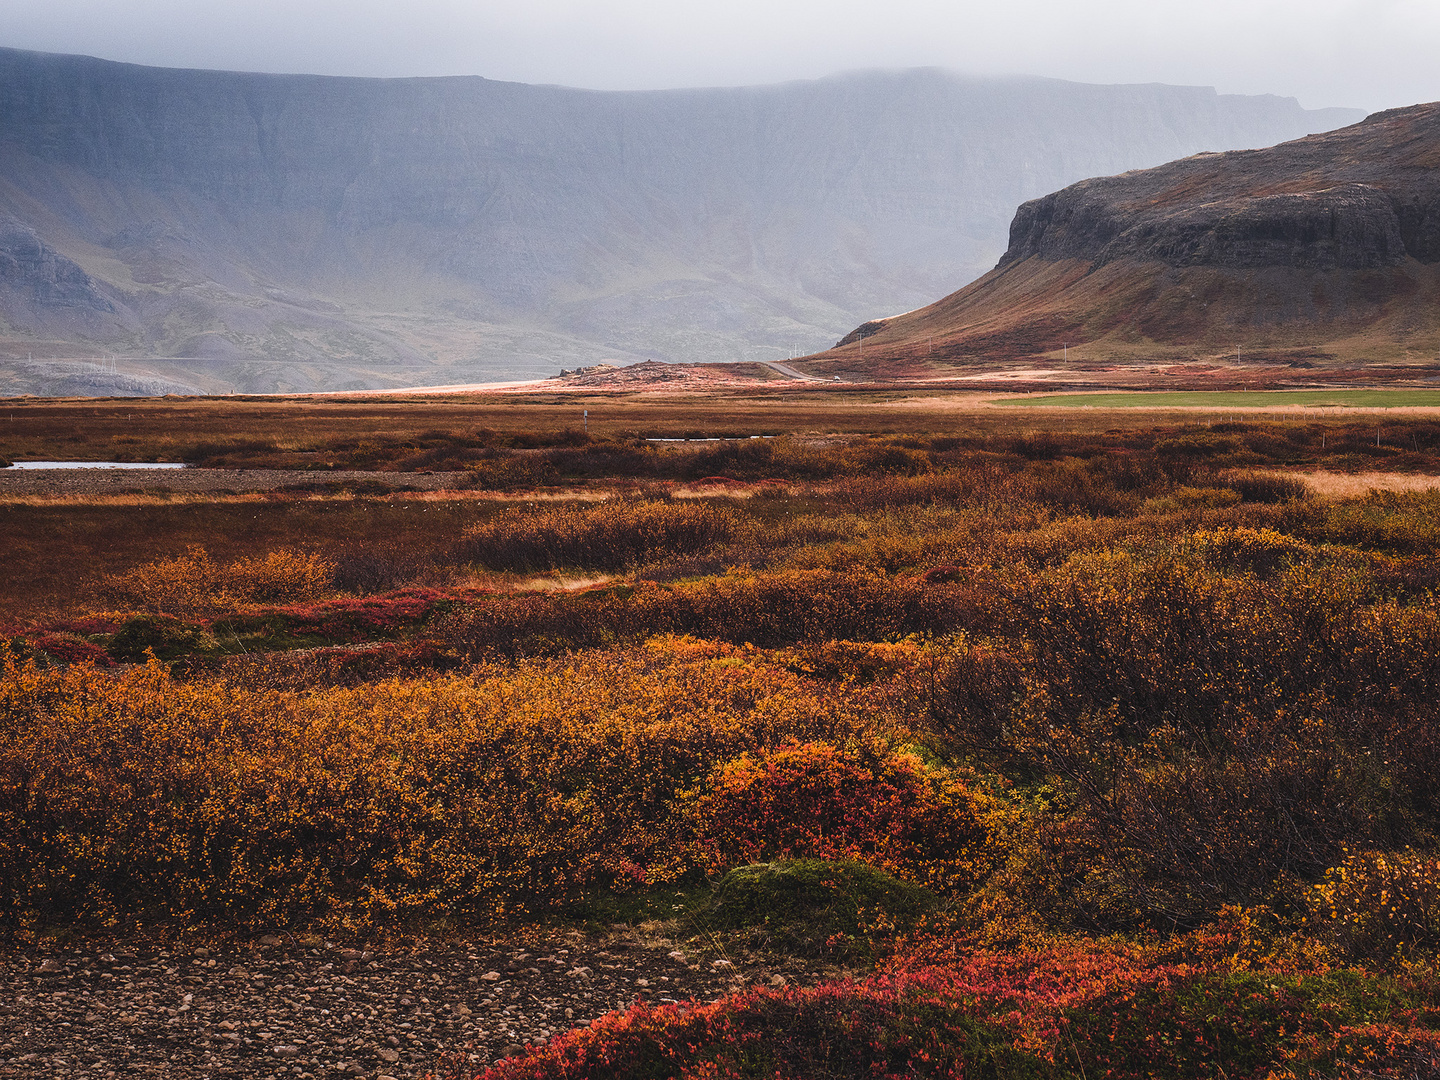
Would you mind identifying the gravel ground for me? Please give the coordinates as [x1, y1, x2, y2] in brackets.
[0, 469, 471, 498]
[2, 932, 819, 1079]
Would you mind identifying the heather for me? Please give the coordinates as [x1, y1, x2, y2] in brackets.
[6, 420, 1440, 1076]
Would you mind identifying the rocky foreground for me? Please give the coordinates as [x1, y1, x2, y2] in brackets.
[2, 932, 818, 1079]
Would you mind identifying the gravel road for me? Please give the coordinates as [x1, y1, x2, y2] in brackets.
[2, 933, 814, 1079]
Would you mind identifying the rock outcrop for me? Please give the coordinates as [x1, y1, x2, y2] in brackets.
[825, 104, 1440, 371]
[1001, 105, 1440, 272]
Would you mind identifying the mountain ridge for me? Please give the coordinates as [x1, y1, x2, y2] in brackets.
[0, 47, 1365, 394]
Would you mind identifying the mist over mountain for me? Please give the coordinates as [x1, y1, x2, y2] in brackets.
[0, 48, 1363, 394]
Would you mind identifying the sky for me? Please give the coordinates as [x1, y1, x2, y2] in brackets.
[2, 0, 1438, 114]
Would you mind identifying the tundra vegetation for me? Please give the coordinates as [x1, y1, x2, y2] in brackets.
[7, 404, 1440, 1078]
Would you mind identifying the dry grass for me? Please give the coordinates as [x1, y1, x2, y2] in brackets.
[1299, 470, 1440, 499]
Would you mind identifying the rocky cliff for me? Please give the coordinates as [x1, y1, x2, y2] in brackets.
[826, 104, 1440, 371]
[0, 48, 1364, 393]
[1000, 104, 1440, 271]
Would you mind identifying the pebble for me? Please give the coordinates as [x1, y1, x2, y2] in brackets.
[1, 932, 814, 1078]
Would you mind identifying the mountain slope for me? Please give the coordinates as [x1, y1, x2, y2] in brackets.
[0, 48, 1364, 393]
[822, 104, 1440, 375]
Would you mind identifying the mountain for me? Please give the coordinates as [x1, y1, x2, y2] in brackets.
[823, 103, 1440, 375]
[0, 48, 1364, 394]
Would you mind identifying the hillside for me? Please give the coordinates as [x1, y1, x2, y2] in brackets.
[0, 48, 1361, 393]
[820, 103, 1440, 378]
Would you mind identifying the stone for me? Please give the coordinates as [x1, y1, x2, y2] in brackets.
[4, 927, 802, 1077]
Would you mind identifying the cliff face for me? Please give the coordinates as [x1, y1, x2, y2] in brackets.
[1000, 105, 1440, 273]
[825, 104, 1440, 371]
[0, 48, 1365, 392]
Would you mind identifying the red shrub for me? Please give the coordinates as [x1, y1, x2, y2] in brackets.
[19, 634, 115, 667]
[686, 740, 982, 893]
[446, 940, 1440, 1080]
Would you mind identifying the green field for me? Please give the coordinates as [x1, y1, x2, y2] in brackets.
[1005, 388, 1440, 409]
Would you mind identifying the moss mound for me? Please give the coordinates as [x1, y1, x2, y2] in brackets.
[699, 859, 939, 959]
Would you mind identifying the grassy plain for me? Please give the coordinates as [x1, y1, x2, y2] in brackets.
[1009, 388, 1440, 409]
[8, 391, 1440, 1078]
[11, 386, 1432, 466]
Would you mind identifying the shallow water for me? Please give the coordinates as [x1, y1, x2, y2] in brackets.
[7, 461, 187, 470]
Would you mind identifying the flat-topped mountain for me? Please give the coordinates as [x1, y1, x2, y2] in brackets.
[0, 48, 1362, 394]
[824, 104, 1440, 374]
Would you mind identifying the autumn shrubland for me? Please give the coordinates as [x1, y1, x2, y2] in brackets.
[8, 415, 1440, 1076]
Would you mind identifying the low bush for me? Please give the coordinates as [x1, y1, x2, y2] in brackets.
[0, 643, 897, 930]
[1186, 525, 1312, 574]
[330, 549, 430, 595]
[1220, 469, 1311, 503]
[443, 938, 1440, 1080]
[1310, 849, 1440, 962]
[104, 546, 335, 615]
[687, 740, 982, 894]
[435, 569, 957, 656]
[226, 548, 335, 603]
[107, 614, 217, 662]
[701, 859, 940, 958]
[459, 499, 739, 572]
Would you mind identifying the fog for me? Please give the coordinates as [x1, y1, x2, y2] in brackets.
[2, 0, 1437, 112]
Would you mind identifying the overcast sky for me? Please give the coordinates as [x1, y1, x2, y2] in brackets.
[2, 0, 1437, 114]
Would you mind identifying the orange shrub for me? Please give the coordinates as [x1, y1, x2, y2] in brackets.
[104, 545, 335, 616]
[102, 545, 230, 617]
[0, 640, 896, 930]
[225, 548, 335, 603]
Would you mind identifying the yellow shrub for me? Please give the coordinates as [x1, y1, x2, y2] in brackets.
[1310, 849, 1440, 961]
[226, 549, 335, 603]
[103, 546, 335, 616]
[1187, 526, 1311, 574]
